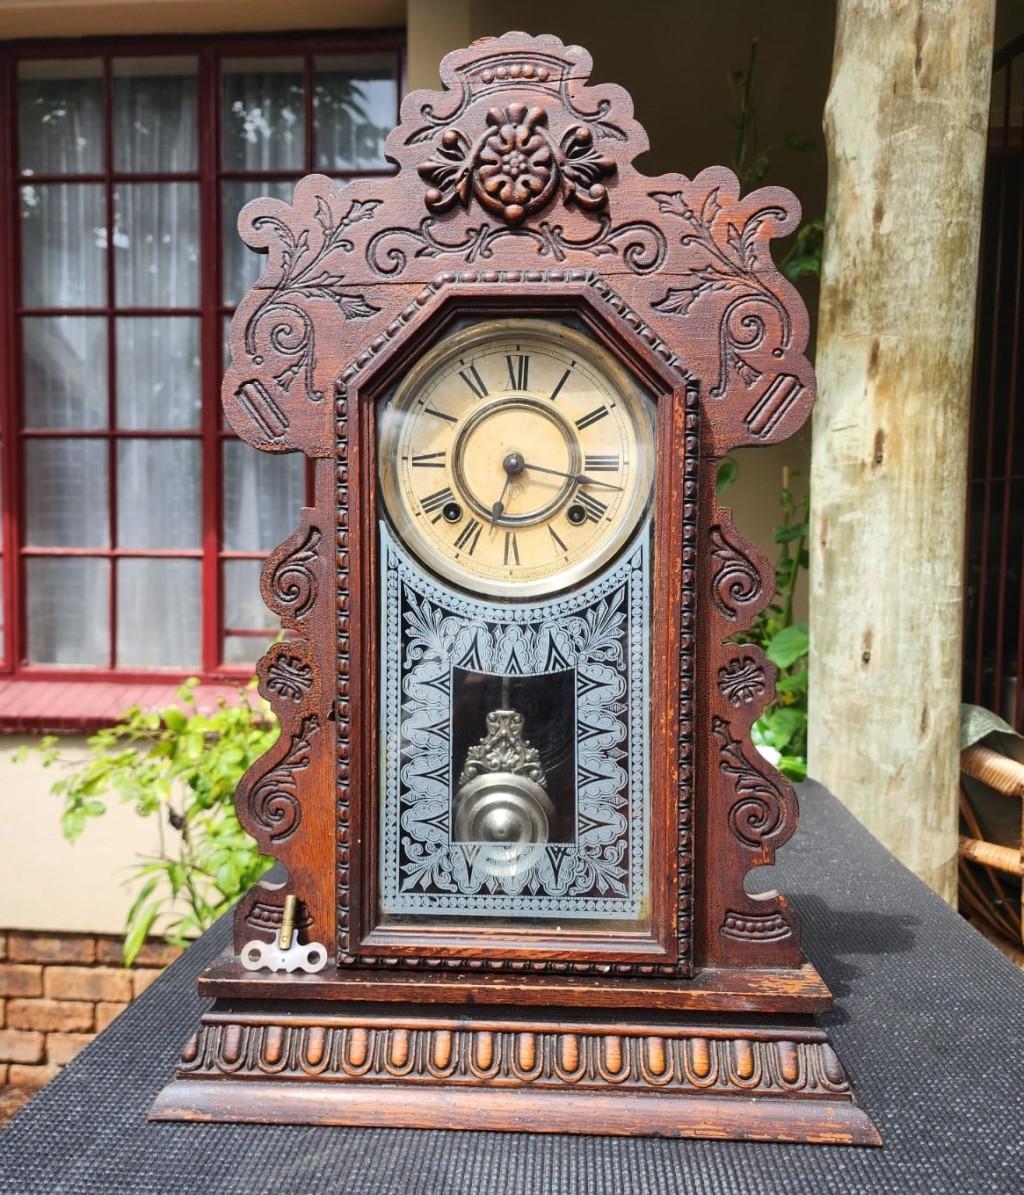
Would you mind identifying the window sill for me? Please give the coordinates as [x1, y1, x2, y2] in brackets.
[0, 678, 257, 735]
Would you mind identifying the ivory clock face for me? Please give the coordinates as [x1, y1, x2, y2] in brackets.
[378, 319, 655, 596]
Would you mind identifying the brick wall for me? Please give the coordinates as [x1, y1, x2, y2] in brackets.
[0, 931, 182, 1089]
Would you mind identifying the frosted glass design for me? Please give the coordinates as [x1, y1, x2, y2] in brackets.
[314, 53, 396, 171]
[117, 558, 200, 667]
[221, 58, 304, 172]
[379, 519, 651, 921]
[116, 317, 200, 428]
[25, 440, 108, 547]
[117, 439, 200, 548]
[113, 183, 199, 307]
[20, 184, 106, 308]
[18, 60, 103, 176]
[23, 316, 107, 428]
[112, 56, 198, 173]
[222, 441, 304, 552]
[27, 557, 109, 666]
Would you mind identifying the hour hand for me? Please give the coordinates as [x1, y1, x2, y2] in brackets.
[519, 461, 623, 491]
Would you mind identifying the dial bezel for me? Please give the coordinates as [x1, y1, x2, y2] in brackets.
[377, 317, 656, 598]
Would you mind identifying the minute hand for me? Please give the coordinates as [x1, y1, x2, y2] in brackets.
[520, 461, 624, 491]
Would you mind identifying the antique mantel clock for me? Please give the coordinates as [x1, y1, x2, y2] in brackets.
[151, 32, 880, 1144]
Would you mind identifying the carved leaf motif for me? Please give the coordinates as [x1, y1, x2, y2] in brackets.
[712, 715, 786, 851]
[269, 527, 321, 623]
[248, 715, 320, 844]
[265, 654, 314, 702]
[709, 525, 761, 620]
[718, 657, 767, 707]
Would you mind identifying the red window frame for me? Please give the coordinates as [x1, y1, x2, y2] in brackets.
[0, 28, 403, 684]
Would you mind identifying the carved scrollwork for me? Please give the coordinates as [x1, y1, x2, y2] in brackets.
[366, 215, 665, 278]
[267, 528, 321, 624]
[709, 525, 761, 621]
[649, 188, 791, 399]
[246, 715, 320, 845]
[712, 716, 786, 851]
[243, 196, 380, 404]
[718, 656, 768, 707]
[417, 102, 616, 225]
[265, 654, 314, 703]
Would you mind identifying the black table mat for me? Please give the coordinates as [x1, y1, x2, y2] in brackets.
[2, 781, 1022, 1194]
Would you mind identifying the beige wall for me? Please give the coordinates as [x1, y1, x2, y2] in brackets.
[0, 737, 164, 934]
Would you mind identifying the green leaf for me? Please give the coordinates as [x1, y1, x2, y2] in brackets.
[122, 902, 160, 967]
[163, 708, 186, 733]
[783, 133, 815, 153]
[716, 457, 739, 495]
[757, 705, 806, 751]
[765, 623, 809, 669]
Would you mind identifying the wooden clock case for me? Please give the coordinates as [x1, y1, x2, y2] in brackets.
[150, 31, 881, 1145]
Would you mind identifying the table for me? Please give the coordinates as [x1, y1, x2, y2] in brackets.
[2, 781, 1022, 1194]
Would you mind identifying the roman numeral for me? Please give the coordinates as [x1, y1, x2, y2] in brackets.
[411, 451, 446, 468]
[505, 353, 529, 390]
[549, 367, 572, 401]
[576, 489, 608, 522]
[454, 518, 482, 555]
[584, 454, 619, 472]
[575, 405, 609, 431]
[503, 531, 520, 566]
[421, 486, 454, 518]
[458, 363, 488, 399]
[548, 526, 568, 553]
[424, 405, 457, 423]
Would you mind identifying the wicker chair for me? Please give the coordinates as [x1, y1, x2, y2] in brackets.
[959, 744, 1024, 945]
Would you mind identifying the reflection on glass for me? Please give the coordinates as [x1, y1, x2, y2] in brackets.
[223, 634, 276, 665]
[116, 317, 200, 428]
[118, 558, 201, 667]
[18, 59, 103, 176]
[113, 56, 198, 173]
[223, 559, 277, 630]
[20, 184, 106, 308]
[23, 316, 107, 428]
[222, 441, 305, 552]
[117, 439, 201, 548]
[25, 440, 109, 547]
[114, 183, 199, 307]
[314, 53, 396, 171]
[27, 557, 109, 666]
[221, 57, 304, 172]
[221, 179, 295, 304]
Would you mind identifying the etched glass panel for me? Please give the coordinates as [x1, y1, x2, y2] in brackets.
[378, 519, 651, 924]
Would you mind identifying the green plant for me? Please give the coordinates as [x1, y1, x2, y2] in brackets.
[19, 679, 277, 964]
[738, 467, 810, 781]
[728, 39, 824, 284]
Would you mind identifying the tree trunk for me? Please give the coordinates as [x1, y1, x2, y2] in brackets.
[809, 0, 995, 903]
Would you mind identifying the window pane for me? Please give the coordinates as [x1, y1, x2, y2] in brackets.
[25, 439, 109, 547]
[223, 633, 276, 666]
[18, 59, 103, 176]
[314, 53, 396, 171]
[117, 439, 201, 548]
[118, 558, 200, 667]
[20, 183, 106, 307]
[222, 57, 304, 172]
[112, 56, 198, 173]
[114, 182, 199, 307]
[23, 316, 107, 428]
[221, 179, 296, 305]
[116, 317, 200, 428]
[27, 557, 109, 666]
[224, 558, 276, 630]
[223, 441, 304, 551]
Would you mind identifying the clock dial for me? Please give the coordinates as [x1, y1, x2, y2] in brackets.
[378, 319, 655, 596]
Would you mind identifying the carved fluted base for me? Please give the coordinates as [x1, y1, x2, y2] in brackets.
[150, 1001, 881, 1145]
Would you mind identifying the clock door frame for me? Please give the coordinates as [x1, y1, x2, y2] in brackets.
[342, 282, 694, 972]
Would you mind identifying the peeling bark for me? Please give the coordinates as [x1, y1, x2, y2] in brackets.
[809, 0, 995, 903]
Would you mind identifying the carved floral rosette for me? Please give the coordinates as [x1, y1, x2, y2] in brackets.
[224, 31, 813, 972]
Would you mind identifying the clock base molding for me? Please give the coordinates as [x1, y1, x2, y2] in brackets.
[150, 1001, 881, 1146]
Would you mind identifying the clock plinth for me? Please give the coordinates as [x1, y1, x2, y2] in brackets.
[151, 31, 881, 1145]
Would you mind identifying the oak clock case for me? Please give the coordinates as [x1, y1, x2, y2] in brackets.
[377, 317, 656, 932]
[151, 30, 881, 1146]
